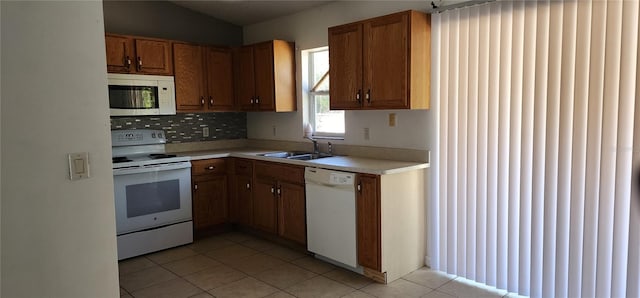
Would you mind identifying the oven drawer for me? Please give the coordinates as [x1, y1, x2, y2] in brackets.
[192, 159, 227, 176]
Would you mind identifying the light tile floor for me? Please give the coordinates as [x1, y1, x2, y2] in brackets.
[119, 232, 512, 298]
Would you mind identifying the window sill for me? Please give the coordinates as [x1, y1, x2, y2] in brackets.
[311, 135, 344, 140]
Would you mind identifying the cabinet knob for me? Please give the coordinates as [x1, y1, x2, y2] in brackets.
[194, 184, 198, 190]
[357, 183, 362, 192]
[200, 96, 205, 105]
[136, 57, 142, 71]
[365, 89, 371, 104]
[271, 187, 275, 194]
[356, 89, 362, 105]
[246, 183, 251, 190]
[250, 98, 254, 104]
[125, 56, 132, 70]
[255, 96, 260, 104]
[209, 96, 214, 106]
[206, 166, 216, 171]
[276, 187, 281, 196]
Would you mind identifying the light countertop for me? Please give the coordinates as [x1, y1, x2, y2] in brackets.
[175, 148, 429, 175]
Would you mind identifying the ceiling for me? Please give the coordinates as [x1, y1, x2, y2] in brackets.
[169, 1, 334, 26]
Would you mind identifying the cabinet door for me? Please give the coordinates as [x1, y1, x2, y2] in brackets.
[253, 177, 278, 233]
[174, 43, 206, 111]
[278, 181, 306, 245]
[357, 174, 381, 271]
[363, 13, 409, 109]
[135, 39, 173, 75]
[329, 24, 363, 110]
[234, 46, 256, 111]
[232, 174, 253, 226]
[193, 175, 228, 230]
[105, 35, 134, 73]
[205, 47, 235, 111]
[253, 42, 276, 111]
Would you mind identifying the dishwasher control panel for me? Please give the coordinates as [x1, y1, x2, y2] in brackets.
[305, 167, 356, 186]
[330, 173, 354, 185]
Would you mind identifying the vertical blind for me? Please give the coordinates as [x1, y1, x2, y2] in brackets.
[430, 1, 640, 297]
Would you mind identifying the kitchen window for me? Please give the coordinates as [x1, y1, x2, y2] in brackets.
[307, 48, 344, 138]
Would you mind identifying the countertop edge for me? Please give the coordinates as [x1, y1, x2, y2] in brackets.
[176, 149, 430, 175]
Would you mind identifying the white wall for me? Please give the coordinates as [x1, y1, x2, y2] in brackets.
[1, 1, 119, 297]
[244, 1, 435, 150]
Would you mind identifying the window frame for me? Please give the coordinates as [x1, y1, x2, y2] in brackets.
[307, 48, 344, 139]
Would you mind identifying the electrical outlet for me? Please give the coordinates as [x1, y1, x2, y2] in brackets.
[389, 113, 396, 127]
[364, 127, 370, 140]
[202, 127, 210, 137]
[272, 125, 277, 136]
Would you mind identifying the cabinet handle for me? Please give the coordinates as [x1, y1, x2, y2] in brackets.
[136, 57, 142, 71]
[357, 183, 362, 192]
[255, 96, 260, 104]
[246, 183, 251, 190]
[207, 166, 215, 170]
[250, 97, 254, 104]
[125, 56, 132, 70]
[277, 187, 281, 196]
[270, 187, 275, 194]
[200, 96, 205, 106]
[194, 184, 198, 190]
[366, 89, 371, 104]
[356, 89, 362, 105]
[209, 96, 214, 106]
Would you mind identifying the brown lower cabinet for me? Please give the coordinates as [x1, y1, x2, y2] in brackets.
[278, 181, 306, 244]
[252, 176, 278, 233]
[230, 159, 253, 226]
[355, 169, 427, 284]
[253, 161, 307, 245]
[191, 159, 228, 233]
[227, 158, 306, 246]
[356, 174, 381, 271]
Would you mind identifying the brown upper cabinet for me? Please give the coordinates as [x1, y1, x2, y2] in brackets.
[173, 43, 235, 112]
[329, 10, 430, 110]
[234, 40, 296, 112]
[105, 34, 173, 75]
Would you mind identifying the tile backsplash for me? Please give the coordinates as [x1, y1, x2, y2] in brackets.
[110, 113, 247, 143]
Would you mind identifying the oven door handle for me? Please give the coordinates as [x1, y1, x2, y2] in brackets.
[113, 162, 192, 176]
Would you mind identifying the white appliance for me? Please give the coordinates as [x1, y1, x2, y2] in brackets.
[305, 167, 359, 269]
[112, 129, 192, 260]
[108, 73, 176, 116]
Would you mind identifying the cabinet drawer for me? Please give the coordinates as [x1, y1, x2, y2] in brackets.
[255, 161, 304, 184]
[234, 159, 253, 175]
[192, 159, 227, 175]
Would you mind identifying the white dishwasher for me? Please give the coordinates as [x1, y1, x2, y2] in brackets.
[305, 167, 358, 268]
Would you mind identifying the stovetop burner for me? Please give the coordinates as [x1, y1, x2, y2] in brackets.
[112, 156, 132, 163]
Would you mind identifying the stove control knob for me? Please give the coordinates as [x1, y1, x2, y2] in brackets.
[158, 133, 163, 138]
[151, 133, 156, 138]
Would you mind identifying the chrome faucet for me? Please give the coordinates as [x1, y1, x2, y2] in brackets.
[306, 137, 319, 155]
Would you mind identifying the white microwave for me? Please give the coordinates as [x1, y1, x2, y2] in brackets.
[107, 73, 176, 116]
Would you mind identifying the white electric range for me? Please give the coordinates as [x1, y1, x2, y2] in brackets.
[111, 129, 193, 260]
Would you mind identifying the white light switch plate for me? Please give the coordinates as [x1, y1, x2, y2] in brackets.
[68, 152, 90, 180]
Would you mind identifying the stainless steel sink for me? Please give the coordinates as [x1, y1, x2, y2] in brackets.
[258, 151, 332, 160]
